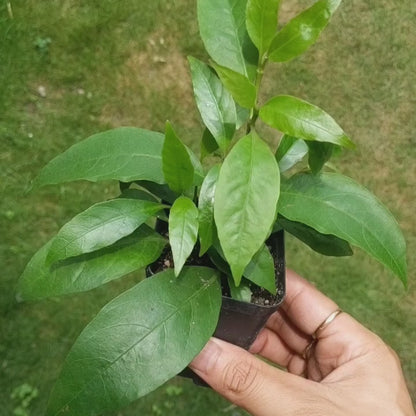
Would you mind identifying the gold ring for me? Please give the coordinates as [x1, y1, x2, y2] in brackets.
[312, 309, 343, 340]
[302, 309, 343, 360]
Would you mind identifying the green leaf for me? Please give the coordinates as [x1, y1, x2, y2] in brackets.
[198, 165, 220, 255]
[228, 277, 252, 302]
[276, 135, 297, 162]
[47, 199, 165, 264]
[278, 216, 352, 256]
[260, 95, 354, 149]
[236, 105, 251, 129]
[17, 226, 167, 300]
[279, 173, 407, 285]
[208, 246, 231, 276]
[212, 63, 257, 109]
[209, 240, 276, 294]
[46, 267, 221, 416]
[272, 221, 283, 233]
[197, 0, 258, 80]
[243, 244, 276, 294]
[246, 0, 280, 57]
[189, 57, 236, 153]
[200, 128, 219, 161]
[307, 141, 334, 173]
[268, 0, 342, 62]
[135, 181, 177, 204]
[275, 135, 308, 172]
[162, 122, 195, 194]
[214, 132, 280, 284]
[34, 128, 165, 187]
[119, 188, 159, 202]
[169, 197, 199, 276]
[186, 146, 205, 186]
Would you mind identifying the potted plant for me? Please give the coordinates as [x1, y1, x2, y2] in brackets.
[18, 0, 407, 415]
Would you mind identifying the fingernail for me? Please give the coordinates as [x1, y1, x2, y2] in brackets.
[190, 338, 222, 375]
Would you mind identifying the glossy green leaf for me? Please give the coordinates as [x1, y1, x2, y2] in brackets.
[269, 0, 342, 62]
[279, 173, 407, 284]
[119, 189, 169, 223]
[46, 267, 221, 416]
[278, 216, 352, 256]
[307, 141, 334, 173]
[246, 0, 280, 57]
[200, 128, 219, 161]
[243, 244, 276, 294]
[135, 181, 177, 204]
[34, 128, 165, 187]
[276, 135, 297, 162]
[236, 105, 250, 129]
[186, 146, 205, 186]
[272, 221, 283, 233]
[198, 165, 220, 255]
[260, 95, 354, 148]
[228, 277, 252, 302]
[208, 237, 276, 294]
[17, 226, 166, 300]
[47, 199, 165, 264]
[119, 188, 159, 202]
[197, 0, 258, 80]
[215, 133, 280, 284]
[162, 122, 195, 194]
[208, 246, 231, 276]
[209, 240, 276, 294]
[189, 57, 236, 153]
[275, 135, 308, 172]
[212, 63, 257, 109]
[169, 197, 199, 276]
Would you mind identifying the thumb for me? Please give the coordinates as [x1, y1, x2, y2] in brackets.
[189, 338, 322, 416]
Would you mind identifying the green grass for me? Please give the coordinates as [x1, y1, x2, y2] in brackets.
[1, 0, 415, 414]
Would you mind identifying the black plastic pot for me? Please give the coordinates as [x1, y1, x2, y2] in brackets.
[147, 220, 286, 385]
[213, 231, 285, 346]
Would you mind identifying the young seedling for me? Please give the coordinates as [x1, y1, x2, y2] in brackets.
[18, 0, 407, 415]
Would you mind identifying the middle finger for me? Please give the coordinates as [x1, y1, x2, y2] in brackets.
[265, 309, 311, 355]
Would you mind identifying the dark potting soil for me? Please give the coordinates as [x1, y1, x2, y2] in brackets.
[147, 243, 284, 307]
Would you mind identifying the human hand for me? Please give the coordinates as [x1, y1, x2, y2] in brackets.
[190, 270, 415, 416]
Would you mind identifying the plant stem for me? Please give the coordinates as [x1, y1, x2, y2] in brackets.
[193, 186, 198, 204]
[247, 54, 268, 133]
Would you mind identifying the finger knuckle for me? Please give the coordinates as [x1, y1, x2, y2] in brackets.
[387, 345, 401, 364]
[222, 359, 260, 396]
[373, 340, 402, 367]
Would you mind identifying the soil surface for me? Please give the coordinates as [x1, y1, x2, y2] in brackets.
[147, 235, 285, 307]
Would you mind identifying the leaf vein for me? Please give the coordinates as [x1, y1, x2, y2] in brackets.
[54, 275, 216, 414]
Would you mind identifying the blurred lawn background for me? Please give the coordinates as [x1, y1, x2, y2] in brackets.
[1, 0, 415, 414]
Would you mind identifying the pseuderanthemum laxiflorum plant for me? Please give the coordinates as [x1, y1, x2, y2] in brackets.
[18, 0, 407, 415]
